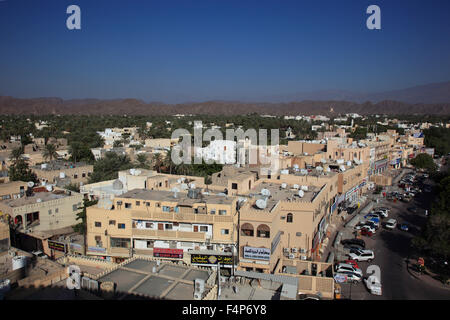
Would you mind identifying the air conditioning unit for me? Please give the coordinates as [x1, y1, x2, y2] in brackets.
[288, 254, 295, 259]
[300, 255, 307, 260]
[291, 248, 298, 253]
[283, 248, 289, 253]
[300, 248, 306, 254]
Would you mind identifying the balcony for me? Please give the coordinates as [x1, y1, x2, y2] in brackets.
[132, 228, 206, 241]
[130, 210, 234, 224]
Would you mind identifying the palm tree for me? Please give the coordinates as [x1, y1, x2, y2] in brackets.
[42, 143, 58, 161]
[152, 153, 163, 172]
[135, 153, 149, 169]
[10, 147, 24, 163]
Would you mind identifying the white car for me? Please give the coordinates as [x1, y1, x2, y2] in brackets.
[335, 263, 363, 277]
[32, 250, 48, 259]
[348, 249, 374, 262]
[364, 275, 382, 295]
[355, 224, 376, 233]
[385, 219, 397, 229]
[374, 208, 389, 218]
[334, 271, 362, 284]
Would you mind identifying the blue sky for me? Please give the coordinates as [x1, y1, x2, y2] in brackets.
[0, 0, 449, 103]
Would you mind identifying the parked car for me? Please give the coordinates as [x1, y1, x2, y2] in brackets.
[344, 243, 365, 251]
[374, 208, 389, 218]
[355, 224, 376, 233]
[364, 275, 382, 295]
[348, 249, 375, 262]
[364, 213, 381, 221]
[334, 271, 362, 284]
[366, 219, 380, 230]
[400, 223, 409, 231]
[335, 263, 363, 275]
[344, 259, 360, 269]
[32, 250, 48, 259]
[384, 219, 397, 229]
[360, 228, 374, 237]
[341, 238, 366, 249]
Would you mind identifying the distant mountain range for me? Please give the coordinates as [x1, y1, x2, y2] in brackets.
[257, 81, 450, 104]
[0, 81, 449, 116]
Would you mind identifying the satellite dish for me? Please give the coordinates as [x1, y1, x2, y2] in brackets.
[346, 161, 352, 166]
[171, 187, 180, 198]
[189, 183, 196, 189]
[326, 167, 331, 172]
[339, 165, 346, 172]
[301, 185, 308, 191]
[316, 166, 323, 172]
[298, 190, 305, 198]
[255, 199, 267, 209]
[177, 178, 182, 183]
[281, 183, 287, 189]
[46, 185, 53, 192]
[293, 184, 299, 190]
[180, 183, 188, 190]
[261, 188, 271, 197]
[321, 159, 327, 164]
[27, 181, 34, 188]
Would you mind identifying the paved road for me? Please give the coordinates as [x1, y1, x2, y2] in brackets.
[339, 171, 450, 300]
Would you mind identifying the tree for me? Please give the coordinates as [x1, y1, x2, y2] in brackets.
[410, 153, 437, 171]
[42, 143, 58, 161]
[135, 153, 150, 169]
[89, 152, 133, 183]
[152, 153, 163, 172]
[10, 147, 24, 162]
[8, 158, 37, 182]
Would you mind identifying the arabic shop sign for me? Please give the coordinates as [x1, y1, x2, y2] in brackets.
[48, 240, 66, 252]
[190, 253, 233, 267]
[153, 247, 183, 259]
[243, 246, 271, 261]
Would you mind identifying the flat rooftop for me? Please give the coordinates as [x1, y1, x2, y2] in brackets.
[251, 182, 318, 205]
[97, 259, 212, 300]
[32, 161, 90, 171]
[1, 190, 76, 208]
[119, 189, 235, 205]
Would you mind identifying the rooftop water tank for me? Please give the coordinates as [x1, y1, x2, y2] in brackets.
[12, 256, 27, 271]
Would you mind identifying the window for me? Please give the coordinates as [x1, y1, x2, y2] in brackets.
[95, 222, 101, 227]
[72, 204, 78, 211]
[110, 237, 130, 248]
[118, 223, 125, 229]
[156, 203, 161, 208]
[287, 213, 293, 223]
[163, 206, 171, 212]
[241, 223, 254, 237]
[165, 224, 173, 230]
[146, 202, 151, 207]
[210, 209, 216, 215]
[109, 220, 116, 225]
[200, 226, 208, 232]
[232, 183, 238, 190]
[82, 173, 86, 178]
[55, 208, 59, 213]
[221, 229, 229, 235]
[219, 210, 227, 215]
[257, 224, 270, 238]
[125, 203, 132, 209]
[174, 207, 179, 213]
[74, 174, 78, 179]
[136, 201, 140, 206]
[145, 222, 153, 228]
[88, 172, 92, 177]
[95, 236, 102, 247]
[48, 209, 52, 215]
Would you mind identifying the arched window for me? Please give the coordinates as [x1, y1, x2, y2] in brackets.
[257, 224, 270, 238]
[287, 213, 293, 223]
[241, 223, 254, 237]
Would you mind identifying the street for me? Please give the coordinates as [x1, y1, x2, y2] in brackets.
[338, 170, 450, 300]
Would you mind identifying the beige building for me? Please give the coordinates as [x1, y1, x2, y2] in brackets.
[86, 188, 238, 263]
[0, 187, 83, 234]
[32, 161, 93, 186]
[0, 181, 28, 201]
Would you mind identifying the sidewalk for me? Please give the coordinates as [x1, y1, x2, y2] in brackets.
[405, 258, 450, 290]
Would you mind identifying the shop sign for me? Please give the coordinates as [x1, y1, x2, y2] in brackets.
[153, 247, 183, 259]
[243, 246, 270, 261]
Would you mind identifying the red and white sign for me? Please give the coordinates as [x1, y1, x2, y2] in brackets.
[153, 247, 183, 259]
